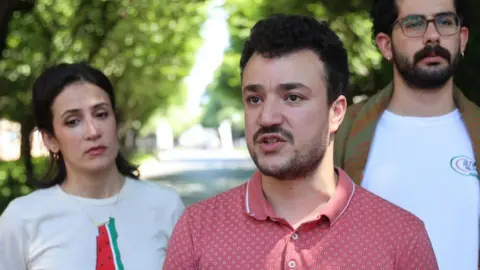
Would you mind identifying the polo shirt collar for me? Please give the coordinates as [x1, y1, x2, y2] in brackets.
[244, 168, 355, 226]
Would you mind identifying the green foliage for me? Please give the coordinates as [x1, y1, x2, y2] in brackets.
[200, 53, 245, 137]
[142, 104, 202, 137]
[0, 0, 209, 128]
[0, 158, 48, 214]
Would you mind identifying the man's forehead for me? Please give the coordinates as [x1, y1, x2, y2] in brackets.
[397, 0, 456, 16]
[242, 51, 325, 80]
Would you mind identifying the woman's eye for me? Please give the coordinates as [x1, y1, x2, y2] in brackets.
[66, 119, 79, 127]
[97, 112, 108, 119]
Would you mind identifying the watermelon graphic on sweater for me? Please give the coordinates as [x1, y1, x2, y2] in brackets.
[96, 217, 124, 270]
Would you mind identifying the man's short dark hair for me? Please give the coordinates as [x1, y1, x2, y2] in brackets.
[239, 14, 349, 105]
[370, 0, 469, 42]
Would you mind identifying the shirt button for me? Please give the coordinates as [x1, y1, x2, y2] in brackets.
[291, 232, 299, 240]
[288, 260, 297, 268]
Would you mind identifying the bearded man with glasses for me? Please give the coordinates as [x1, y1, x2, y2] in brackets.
[334, 0, 479, 269]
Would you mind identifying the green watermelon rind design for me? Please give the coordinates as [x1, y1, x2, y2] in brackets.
[106, 217, 124, 270]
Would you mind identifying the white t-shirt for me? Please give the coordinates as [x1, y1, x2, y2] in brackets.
[362, 109, 479, 270]
[0, 177, 184, 270]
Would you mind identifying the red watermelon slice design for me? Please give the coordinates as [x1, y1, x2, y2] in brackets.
[96, 217, 124, 270]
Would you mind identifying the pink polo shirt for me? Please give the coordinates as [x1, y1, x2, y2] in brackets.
[163, 168, 438, 269]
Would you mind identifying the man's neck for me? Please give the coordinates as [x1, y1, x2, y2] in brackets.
[389, 74, 456, 117]
[261, 155, 338, 229]
[61, 165, 125, 199]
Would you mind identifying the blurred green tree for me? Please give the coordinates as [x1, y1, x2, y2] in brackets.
[0, 0, 35, 59]
[0, 0, 209, 185]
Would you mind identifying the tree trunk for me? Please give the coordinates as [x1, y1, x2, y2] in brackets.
[20, 117, 34, 186]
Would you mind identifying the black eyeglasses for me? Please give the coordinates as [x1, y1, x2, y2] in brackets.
[393, 12, 462, 37]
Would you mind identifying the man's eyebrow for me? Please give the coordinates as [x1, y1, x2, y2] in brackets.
[278, 82, 312, 94]
[243, 84, 264, 93]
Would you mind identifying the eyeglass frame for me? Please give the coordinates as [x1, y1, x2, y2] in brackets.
[392, 12, 463, 37]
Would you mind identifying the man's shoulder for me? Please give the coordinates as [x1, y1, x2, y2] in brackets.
[183, 183, 247, 219]
[343, 83, 393, 124]
[346, 99, 368, 118]
[334, 99, 369, 167]
[336, 99, 368, 137]
[353, 186, 425, 228]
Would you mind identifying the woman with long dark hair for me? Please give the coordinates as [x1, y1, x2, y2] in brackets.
[0, 62, 184, 270]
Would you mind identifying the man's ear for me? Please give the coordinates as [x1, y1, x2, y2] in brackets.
[329, 95, 347, 134]
[459, 26, 469, 56]
[376, 33, 393, 61]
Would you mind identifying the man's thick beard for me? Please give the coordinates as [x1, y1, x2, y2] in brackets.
[392, 45, 460, 90]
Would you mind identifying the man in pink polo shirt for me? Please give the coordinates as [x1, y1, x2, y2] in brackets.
[163, 14, 438, 270]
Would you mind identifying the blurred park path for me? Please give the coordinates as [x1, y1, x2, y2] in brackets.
[138, 148, 256, 206]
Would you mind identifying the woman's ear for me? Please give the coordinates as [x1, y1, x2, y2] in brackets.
[41, 130, 59, 154]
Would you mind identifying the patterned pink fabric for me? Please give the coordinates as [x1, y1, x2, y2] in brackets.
[164, 168, 438, 269]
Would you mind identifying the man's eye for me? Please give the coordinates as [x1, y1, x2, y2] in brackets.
[248, 96, 261, 104]
[286, 94, 302, 102]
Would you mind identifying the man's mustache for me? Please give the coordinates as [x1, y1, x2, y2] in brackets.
[253, 125, 294, 143]
[414, 45, 451, 65]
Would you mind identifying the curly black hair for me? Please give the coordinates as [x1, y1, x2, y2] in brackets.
[370, 0, 469, 42]
[239, 14, 349, 105]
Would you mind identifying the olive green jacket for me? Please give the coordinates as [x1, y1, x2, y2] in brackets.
[334, 82, 480, 185]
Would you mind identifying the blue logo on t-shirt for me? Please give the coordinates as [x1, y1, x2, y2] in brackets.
[450, 156, 478, 178]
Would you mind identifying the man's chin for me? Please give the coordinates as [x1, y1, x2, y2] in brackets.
[399, 66, 452, 89]
[254, 159, 291, 179]
[258, 169, 295, 181]
[255, 157, 285, 170]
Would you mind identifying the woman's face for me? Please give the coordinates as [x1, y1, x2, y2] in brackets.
[43, 82, 119, 175]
